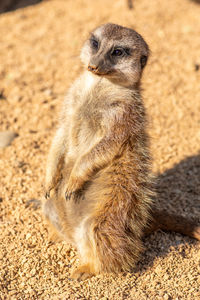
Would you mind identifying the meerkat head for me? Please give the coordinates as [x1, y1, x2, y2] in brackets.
[81, 23, 149, 88]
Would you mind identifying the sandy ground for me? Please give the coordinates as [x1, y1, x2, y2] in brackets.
[0, 0, 200, 298]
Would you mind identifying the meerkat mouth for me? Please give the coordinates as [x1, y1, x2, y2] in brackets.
[87, 65, 114, 76]
[88, 68, 114, 77]
[95, 71, 111, 76]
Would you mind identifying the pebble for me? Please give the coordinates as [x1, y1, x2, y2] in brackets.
[0, 131, 18, 148]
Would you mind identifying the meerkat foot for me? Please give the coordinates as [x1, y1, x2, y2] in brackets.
[48, 230, 62, 243]
[70, 264, 95, 281]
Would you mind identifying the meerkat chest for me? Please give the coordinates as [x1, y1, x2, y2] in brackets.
[66, 73, 104, 157]
[69, 106, 102, 157]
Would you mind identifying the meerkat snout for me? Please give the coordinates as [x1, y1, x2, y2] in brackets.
[88, 64, 98, 72]
[87, 54, 112, 76]
[87, 63, 103, 75]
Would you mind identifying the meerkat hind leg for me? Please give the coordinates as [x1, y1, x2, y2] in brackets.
[70, 215, 100, 281]
[43, 198, 63, 242]
[70, 243, 98, 281]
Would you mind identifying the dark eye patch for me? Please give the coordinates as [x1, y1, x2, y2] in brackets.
[111, 47, 131, 57]
[91, 39, 98, 49]
[111, 48, 124, 57]
[90, 35, 99, 50]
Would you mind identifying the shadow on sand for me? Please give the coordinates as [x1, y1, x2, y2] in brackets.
[136, 153, 200, 273]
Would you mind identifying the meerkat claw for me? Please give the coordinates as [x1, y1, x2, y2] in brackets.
[45, 191, 50, 199]
[65, 190, 81, 201]
[65, 191, 73, 201]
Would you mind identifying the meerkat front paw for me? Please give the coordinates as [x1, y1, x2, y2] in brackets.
[44, 182, 56, 199]
[64, 175, 85, 201]
[65, 190, 76, 201]
[44, 186, 52, 199]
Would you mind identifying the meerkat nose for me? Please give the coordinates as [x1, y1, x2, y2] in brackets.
[88, 65, 98, 72]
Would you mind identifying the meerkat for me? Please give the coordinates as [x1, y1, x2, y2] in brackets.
[43, 23, 200, 281]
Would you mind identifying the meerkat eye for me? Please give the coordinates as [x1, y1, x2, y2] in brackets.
[90, 39, 99, 49]
[140, 55, 147, 68]
[111, 48, 124, 57]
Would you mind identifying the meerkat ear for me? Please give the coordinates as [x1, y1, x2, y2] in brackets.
[140, 55, 148, 69]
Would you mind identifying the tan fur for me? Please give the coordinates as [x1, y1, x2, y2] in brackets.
[43, 23, 200, 281]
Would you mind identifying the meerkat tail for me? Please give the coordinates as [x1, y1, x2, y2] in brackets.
[145, 208, 200, 241]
